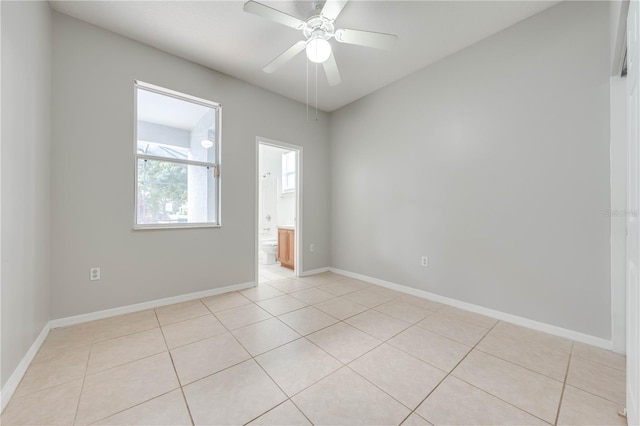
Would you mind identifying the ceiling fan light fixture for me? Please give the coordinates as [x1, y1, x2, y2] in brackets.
[306, 37, 331, 63]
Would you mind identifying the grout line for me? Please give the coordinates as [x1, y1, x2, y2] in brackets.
[85, 388, 181, 425]
[12, 274, 619, 426]
[153, 309, 196, 426]
[471, 346, 568, 384]
[201, 299, 303, 424]
[396, 319, 500, 425]
[71, 329, 96, 426]
[554, 341, 574, 425]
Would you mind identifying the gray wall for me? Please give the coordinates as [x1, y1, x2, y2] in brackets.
[51, 13, 330, 318]
[329, 1, 612, 338]
[1, 1, 52, 386]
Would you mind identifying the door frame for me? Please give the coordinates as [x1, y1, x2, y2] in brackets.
[626, 0, 639, 423]
[255, 137, 303, 283]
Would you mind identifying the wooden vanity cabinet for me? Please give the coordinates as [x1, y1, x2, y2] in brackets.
[277, 227, 295, 269]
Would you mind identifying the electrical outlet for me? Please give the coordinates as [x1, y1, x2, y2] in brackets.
[90, 267, 101, 281]
[421, 256, 429, 267]
[310, 243, 315, 252]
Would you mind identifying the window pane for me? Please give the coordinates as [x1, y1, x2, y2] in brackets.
[285, 173, 295, 191]
[137, 158, 217, 225]
[136, 88, 217, 163]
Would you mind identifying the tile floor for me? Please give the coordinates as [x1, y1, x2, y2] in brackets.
[1, 272, 628, 426]
[259, 262, 295, 283]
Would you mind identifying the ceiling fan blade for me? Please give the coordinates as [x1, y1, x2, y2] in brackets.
[334, 28, 397, 50]
[263, 41, 306, 73]
[322, 52, 342, 86]
[243, 1, 305, 30]
[321, 0, 348, 21]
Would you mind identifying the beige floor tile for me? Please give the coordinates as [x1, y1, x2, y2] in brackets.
[345, 310, 411, 340]
[292, 367, 410, 425]
[290, 288, 335, 304]
[388, 326, 470, 372]
[437, 306, 497, 328]
[214, 303, 272, 330]
[397, 295, 445, 312]
[317, 279, 370, 296]
[232, 317, 301, 356]
[87, 328, 167, 374]
[296, 272, 345, 286]
[183, 359, 286, 425]
[417, 376, 546, 425]
[76, 352, 179, 425]
[37, 323, 95, 358]
[15, 344, 90, 396]
[92, 310, 159, 342]
[272, 270, 296, 279]
[161, 314, 226, 349]
[259, 274, 273, 283]
[318, 271, 348, 280]
[307, 322, 381, 364]
[155, 300, 210, 326]
[343, 288, 397, 308]
[557, 385, 627, 426]
[248, 400, 312, 425]
[278, 306, 339, 335]
[170, 332, 250, 385]
[349, 344, 445, 409]
[201, 291, 251, 313]
[416, 312, 488, 346]
[93, 389, 192, 425]
[255, 338, 342, 396]
[369, 286, 405, 298]
[1, 379, 82, 425]
[476, 322, 571, 380]
[374, 300, 433, 324]
[314, 297, 367, 320]
[256, 294, 308, 316]
[572, 342, 626, 371]
[452, 350, 563, 423]
[402, 413, 432, 425]
[566, 357, 626, 404]
[241, 285, 285, 301]
[267, 278, 313, 294]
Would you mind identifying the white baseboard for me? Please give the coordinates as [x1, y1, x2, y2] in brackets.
[49, 281, 255, 329]
[330, 267, 612, 350]
[1, 281, 255, 412]
[300, 267, 330, 277]
[1, 322, 51, 411]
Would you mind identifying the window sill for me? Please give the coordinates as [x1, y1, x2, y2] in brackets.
[133, 223, 221, 231]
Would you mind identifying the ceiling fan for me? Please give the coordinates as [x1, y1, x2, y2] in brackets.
[243, 0, 398, 86]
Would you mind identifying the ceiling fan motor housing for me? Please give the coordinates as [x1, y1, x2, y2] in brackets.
[303, 16, 335, 42]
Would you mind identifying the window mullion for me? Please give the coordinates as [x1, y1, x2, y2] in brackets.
[136, 153, 216, 169]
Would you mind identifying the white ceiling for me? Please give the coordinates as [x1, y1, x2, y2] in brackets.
[50, 0, 559, 112]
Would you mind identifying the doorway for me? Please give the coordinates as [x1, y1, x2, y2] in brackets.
[255, 138, 302, 284]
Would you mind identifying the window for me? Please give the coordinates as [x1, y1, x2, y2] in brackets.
[282, 151, 296, 194]
[135, 81, 221, 228]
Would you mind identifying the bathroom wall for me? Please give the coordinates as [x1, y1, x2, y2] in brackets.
[259, 144, 296, 239]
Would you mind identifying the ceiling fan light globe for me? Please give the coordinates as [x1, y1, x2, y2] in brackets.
[306, 38, 331, 63]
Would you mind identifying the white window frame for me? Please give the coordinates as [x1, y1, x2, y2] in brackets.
[134, 81, 222, 230]
[282, 150, 296, 194]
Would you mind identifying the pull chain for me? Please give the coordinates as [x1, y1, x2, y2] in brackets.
[306, 56, 309, 121]
[315, 62, 318, 121]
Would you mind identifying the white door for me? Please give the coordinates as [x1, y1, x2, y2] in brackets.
[627, 1, 640, 424]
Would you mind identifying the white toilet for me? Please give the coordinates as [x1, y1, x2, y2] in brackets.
[260, 239, 278, 265]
